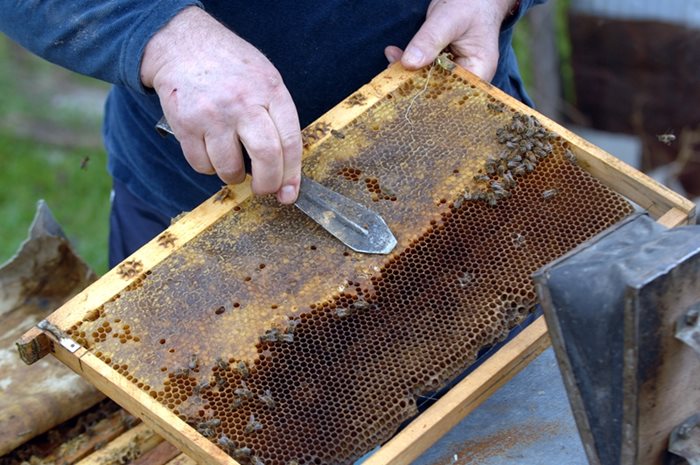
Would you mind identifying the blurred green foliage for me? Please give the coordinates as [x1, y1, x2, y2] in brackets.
[513, 0, 574, 104]
[0, 36, 111, 274]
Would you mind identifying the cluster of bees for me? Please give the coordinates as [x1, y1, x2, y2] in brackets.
[459, 113, 571, 207]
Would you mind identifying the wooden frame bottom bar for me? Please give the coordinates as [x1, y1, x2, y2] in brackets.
[362, 316, 550, 465]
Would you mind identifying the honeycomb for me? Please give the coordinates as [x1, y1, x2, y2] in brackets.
[65, 62, 633, 465]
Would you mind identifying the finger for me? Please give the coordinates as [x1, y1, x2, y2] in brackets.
[401, 8, 462, 69]
[268, 91, 302, 204]
[384, 45, 404, 64]
[236, 106, 284, 195]
[204, 129, 247, 185]
[180, 135, 215, 175]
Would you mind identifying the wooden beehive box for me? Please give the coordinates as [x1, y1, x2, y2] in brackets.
[18, 60, 694, 465]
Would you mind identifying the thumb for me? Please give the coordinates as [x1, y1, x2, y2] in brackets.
[401, 11, 458, 69]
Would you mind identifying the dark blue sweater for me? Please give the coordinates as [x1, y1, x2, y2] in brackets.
[1, 1, 543, 217]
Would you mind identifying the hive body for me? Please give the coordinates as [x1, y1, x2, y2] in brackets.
[64, 63, 632, 465]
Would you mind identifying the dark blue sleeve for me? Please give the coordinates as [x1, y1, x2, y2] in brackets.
[0, 0, 202, 94]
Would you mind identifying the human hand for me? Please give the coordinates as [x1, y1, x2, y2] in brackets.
[384, 0, 515, 81]
[141, 7, 302, 204]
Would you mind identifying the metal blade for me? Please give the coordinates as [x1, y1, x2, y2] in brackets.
[295, 175, 397, 254]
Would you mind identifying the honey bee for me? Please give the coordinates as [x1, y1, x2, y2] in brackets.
[542, 189, 559, 200]
[260, 328, 280, 343]
[457, 271, 472, 288]
[657, 133, 676, 145]
[251, 456, 265, 465]
[351, 298, 369, 311]
[194, 381, 210, 395]
[80, 156, 90, 170]
[503, 171, 516, 187]
[230, 397, 243, 411]
[473, 174, 490, 183]
[198, 427, 215, 438]
[288, 461, 300, 465]
[435, 53, 455, 71]
[245, 414, 263, 434]
[217, 434, 236, 451]
[330, 129, 345, 139]
[232, 447, 252, 460]
[235, 360, 250, 379]
[564, 148, 577, 164]
[336, 307, 352, 318]
[215, 357, 228, 371]
[518, 140, 533, 153]
[510, 118, 526, 134]
[235, 380, 255, 399]
[453, 196, 465, 209]
[513, 233, 526, 248]
[512, 164, 526, 176]
[523, 159, 536, 172]
[188, 354, 199, 370]
[490, 180, 506, 194]
[487, 102, 504, 113]
[472, 190, 487, 201]
[215, 372, 228, 388]
[279, 333, 294, 343]
[198, 418, 221, 429]
[173, 368, 190, 378]
[485, 192, 498, 206]
[485, 158, 497, 175]
[258, 389, 275, 409]
[286, 319, 300, 333]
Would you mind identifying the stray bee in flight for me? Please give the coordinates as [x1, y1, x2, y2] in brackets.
[657, 132, 676, 145]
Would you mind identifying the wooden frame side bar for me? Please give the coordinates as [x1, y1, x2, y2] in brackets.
[49, 342, 239, 465]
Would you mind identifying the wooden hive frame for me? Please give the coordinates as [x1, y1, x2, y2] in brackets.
[18, 62, 695, 465]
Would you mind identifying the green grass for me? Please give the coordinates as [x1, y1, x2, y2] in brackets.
[0, 36, 111, 275]
[0, 131, 111, 274]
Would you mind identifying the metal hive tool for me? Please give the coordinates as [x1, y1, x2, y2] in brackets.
[55, 61, 636, 465]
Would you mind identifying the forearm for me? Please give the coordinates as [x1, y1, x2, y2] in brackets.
[0, 0, 201, 92]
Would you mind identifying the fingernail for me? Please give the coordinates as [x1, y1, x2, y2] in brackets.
[403, 47, 424, 67]
[280, 184, 297, 204]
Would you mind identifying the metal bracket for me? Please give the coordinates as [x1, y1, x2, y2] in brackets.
[37, 319, 81, 353]
[669, 413, 700, 465]
[676, 303, 700, 357]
